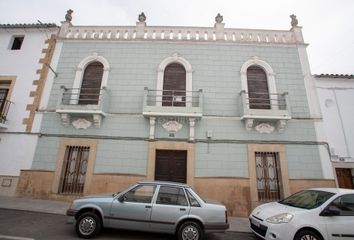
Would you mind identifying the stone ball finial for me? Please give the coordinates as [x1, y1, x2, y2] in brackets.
[290, 14, 298, 27]
[65, 9, 73, 23]
[138, 12, 146, 22]
[215, 13, 223, 24]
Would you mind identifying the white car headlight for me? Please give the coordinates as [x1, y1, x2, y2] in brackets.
[266, 213, 293, 224]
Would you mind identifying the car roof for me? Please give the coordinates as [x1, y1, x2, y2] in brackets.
[138, 180, 191, 188]
[307, 188, 354, 194]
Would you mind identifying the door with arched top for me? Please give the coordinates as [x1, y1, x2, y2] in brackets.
[247, 66, 270, 109]
[162, 63, 186, 107]
[79, 62, 104, 105]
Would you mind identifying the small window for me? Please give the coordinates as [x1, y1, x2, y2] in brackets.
[186, 189, 201, 207]
[156, 186, 188, 206]
[11, 36, 24, 50]
[330, 194, 354, 216]
[125, 185, 156, 203]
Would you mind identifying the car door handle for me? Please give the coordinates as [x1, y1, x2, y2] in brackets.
[180, 208, 186, 211]
[145, 205, 152, 209]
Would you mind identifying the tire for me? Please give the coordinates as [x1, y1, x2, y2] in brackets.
[177, 221, 204, 240]
[75, 212, 102, 239]
[294, 229, 322, 240]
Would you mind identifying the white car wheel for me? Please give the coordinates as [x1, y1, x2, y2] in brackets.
[178, 221, 204, 240]
[294, 230, 322, 240]
[75, 212, 101, 239]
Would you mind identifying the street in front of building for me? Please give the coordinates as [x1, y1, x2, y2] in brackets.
[0, 209, 256, 240]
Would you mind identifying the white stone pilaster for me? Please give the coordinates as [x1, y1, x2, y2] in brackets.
[149, 117, 156, 139]
[189, 118, 196, 141]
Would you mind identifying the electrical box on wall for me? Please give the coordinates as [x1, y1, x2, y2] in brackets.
[206, 130, 212, 138]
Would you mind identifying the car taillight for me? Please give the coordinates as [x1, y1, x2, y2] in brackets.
[225, 210, 228, 224]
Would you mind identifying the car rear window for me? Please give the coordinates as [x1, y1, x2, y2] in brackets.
[186, 189, 201, 207]
[156, 186, 188, 206]
[279, 190, 335, 209]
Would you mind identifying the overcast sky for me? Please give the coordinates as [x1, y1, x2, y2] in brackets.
[1, 0, 353, 74]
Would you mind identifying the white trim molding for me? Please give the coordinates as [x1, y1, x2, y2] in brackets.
[240, 57, 291, 132]
[73, 52, 110, 90]
[156, 53, 193, 107]
[240, 56, 277, 108]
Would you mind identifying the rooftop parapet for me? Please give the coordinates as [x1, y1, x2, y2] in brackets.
[58, 11, 305, 45]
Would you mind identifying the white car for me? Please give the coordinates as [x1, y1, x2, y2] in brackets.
[249, 188, 354, 240]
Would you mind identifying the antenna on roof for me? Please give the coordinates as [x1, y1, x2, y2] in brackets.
[37, 20, 49, 39]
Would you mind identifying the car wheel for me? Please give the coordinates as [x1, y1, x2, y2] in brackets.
[178, 221, 204, 240]
[75, 212, 101, 239]
[294, 229, 322, 240]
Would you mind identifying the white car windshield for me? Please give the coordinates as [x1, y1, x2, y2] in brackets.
[279, 190, 335, 209]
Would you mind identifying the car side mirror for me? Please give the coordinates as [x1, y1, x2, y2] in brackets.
[320, 206, 340, 217]
[118, 195, 126, 202]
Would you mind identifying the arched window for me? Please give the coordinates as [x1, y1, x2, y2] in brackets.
[162, 63, 186, 107]
[247, 66, 270, 109]
[78, 61, 104, 105]
[72, 53, 110, 105]
[156, 53, 193, 107]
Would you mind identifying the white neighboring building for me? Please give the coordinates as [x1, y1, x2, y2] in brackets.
[315, 74, 354, 189]
[0, 23, 59, 196]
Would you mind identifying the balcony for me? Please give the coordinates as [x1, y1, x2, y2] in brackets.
[56, 86, 109, 128]
[142, 88, 203, 118]
[142, 88, 203, 141]
[0, 99, 13, 129]
[239, 90, 291, 132]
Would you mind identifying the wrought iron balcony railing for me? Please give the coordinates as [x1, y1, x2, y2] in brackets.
[56, 87, 109, 127]
[143, 88, 203, 117]
[240, 90, 291, 118]
[57, 86, 109, 111]
[0, 99, 13, 124]
[239, 90, 291, 132]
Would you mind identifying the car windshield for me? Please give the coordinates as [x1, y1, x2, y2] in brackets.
[279, 190, 335, 209]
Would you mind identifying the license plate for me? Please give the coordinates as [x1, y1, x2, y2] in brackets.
[251, 218, 260, 227]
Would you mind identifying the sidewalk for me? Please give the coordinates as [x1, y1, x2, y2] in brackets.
[0, 196, 251, 233]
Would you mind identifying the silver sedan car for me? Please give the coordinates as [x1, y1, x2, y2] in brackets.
[67, 181, 229, 239]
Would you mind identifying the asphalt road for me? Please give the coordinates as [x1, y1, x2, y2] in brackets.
[0, 208, 257, 240]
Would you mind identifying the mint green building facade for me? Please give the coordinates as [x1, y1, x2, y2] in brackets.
[18, 14, 335, 216]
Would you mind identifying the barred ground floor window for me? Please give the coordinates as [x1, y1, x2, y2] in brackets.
[255, 152, 282, 202]
[59, 146, 90, 195]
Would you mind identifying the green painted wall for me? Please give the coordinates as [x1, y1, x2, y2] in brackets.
[31, 41, 323, 179]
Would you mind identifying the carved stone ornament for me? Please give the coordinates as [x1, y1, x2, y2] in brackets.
[277, 119, 287, 132]
[138, 12, 146, 22]
[290, 14, 298, 27]
[65, 9, 73, 23]
[255, 123, 275, 134]
[215, 13, 223, 23]
[162, 121, 183, 133]
[60, 113, 71, 126]
[245, 119, 254, 131]
[72, 118, 92, 129]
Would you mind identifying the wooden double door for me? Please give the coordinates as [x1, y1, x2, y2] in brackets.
[155, 150, 187, 183]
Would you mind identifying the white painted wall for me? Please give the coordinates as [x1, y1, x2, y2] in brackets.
[315, 77, 354, 161]
[296, 41, 333, 178]
[0, 27, 58, 182]
[0, 134, 38, 175]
